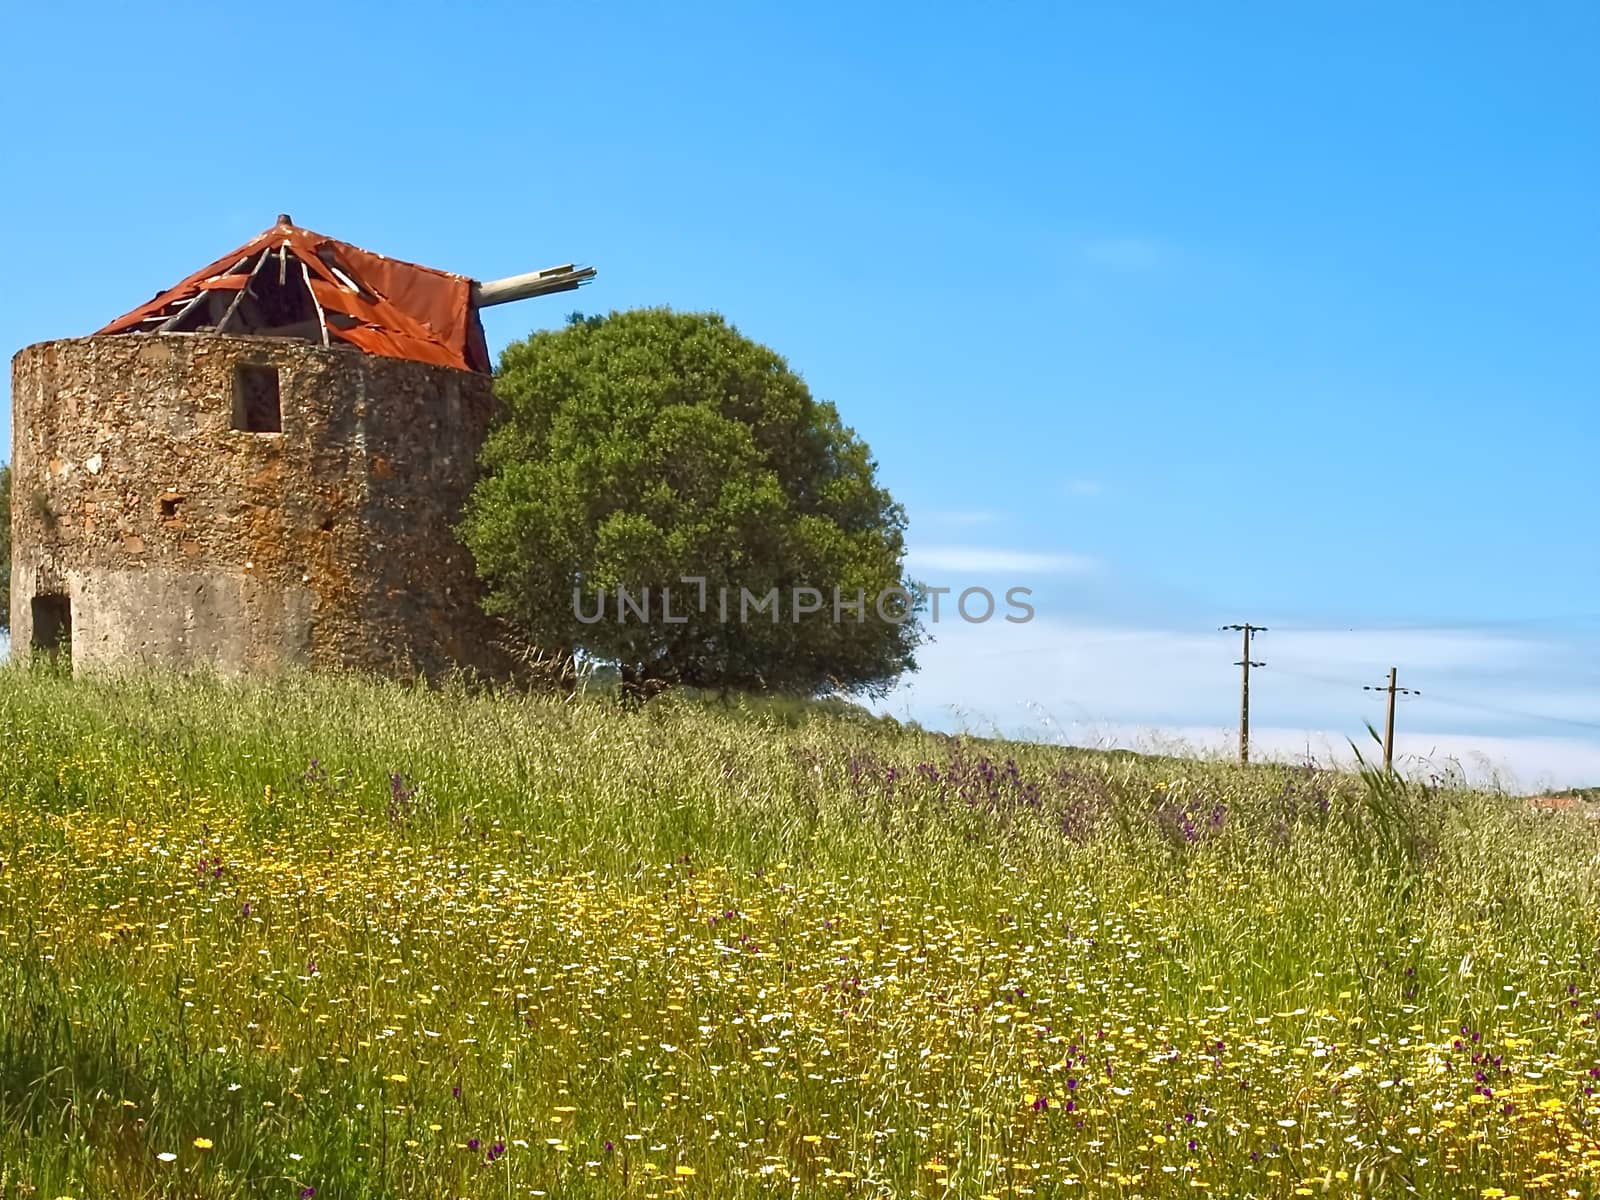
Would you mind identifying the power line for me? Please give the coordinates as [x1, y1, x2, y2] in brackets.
[1261, 664, 1374, 691]
[1232, 613, 1600, 635]
[1203, 633, 1600, 737]
[1420, 691, 1600, 734]
[952, 616, 1600, 740]
[1268, 666, 1600, 736]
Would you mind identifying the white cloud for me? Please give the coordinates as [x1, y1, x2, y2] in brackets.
[1079, 237, 1164, 271]
[1064, 479, 1103, 497]
[1261, 627, 1543, 674]
[919, 510, 999, 529]
[873, 617, 1600, 790]
[905, 546, 1101, 575]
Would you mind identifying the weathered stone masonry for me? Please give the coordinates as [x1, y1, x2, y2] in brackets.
[9, 333, 520, 679]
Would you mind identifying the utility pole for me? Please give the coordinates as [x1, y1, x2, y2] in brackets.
[1221, 624, 1266, 764]
[1363, 666, 1420, 772]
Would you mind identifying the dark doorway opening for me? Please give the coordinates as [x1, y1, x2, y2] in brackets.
[232, 363, 282, 433]
[31, 594, 71, 660]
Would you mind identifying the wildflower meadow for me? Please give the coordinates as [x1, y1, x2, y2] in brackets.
[0, 668, 1597, 1198]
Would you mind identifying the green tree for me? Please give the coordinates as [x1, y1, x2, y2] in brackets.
[0, 463, 10, 631]
[462, 309, 923, 698]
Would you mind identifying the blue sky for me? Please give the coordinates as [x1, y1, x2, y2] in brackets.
[3, 2, 1599, 785]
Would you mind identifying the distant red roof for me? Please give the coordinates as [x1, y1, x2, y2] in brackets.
[97, 217, 492, 373]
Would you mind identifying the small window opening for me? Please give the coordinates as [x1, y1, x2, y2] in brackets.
[31, 594, 72, 660]
[232, 363, 282, 433]
[160, 495, 183, 519]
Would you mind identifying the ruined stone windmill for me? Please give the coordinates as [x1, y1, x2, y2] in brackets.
[9, 215, 595, 678]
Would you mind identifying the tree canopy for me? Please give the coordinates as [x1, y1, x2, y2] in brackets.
[461, 309, 922, 698]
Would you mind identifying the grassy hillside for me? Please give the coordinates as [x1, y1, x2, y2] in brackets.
[0, 669, 1597, 1198]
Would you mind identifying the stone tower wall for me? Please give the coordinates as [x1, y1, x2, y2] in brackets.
[9, 334, 520, 680]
